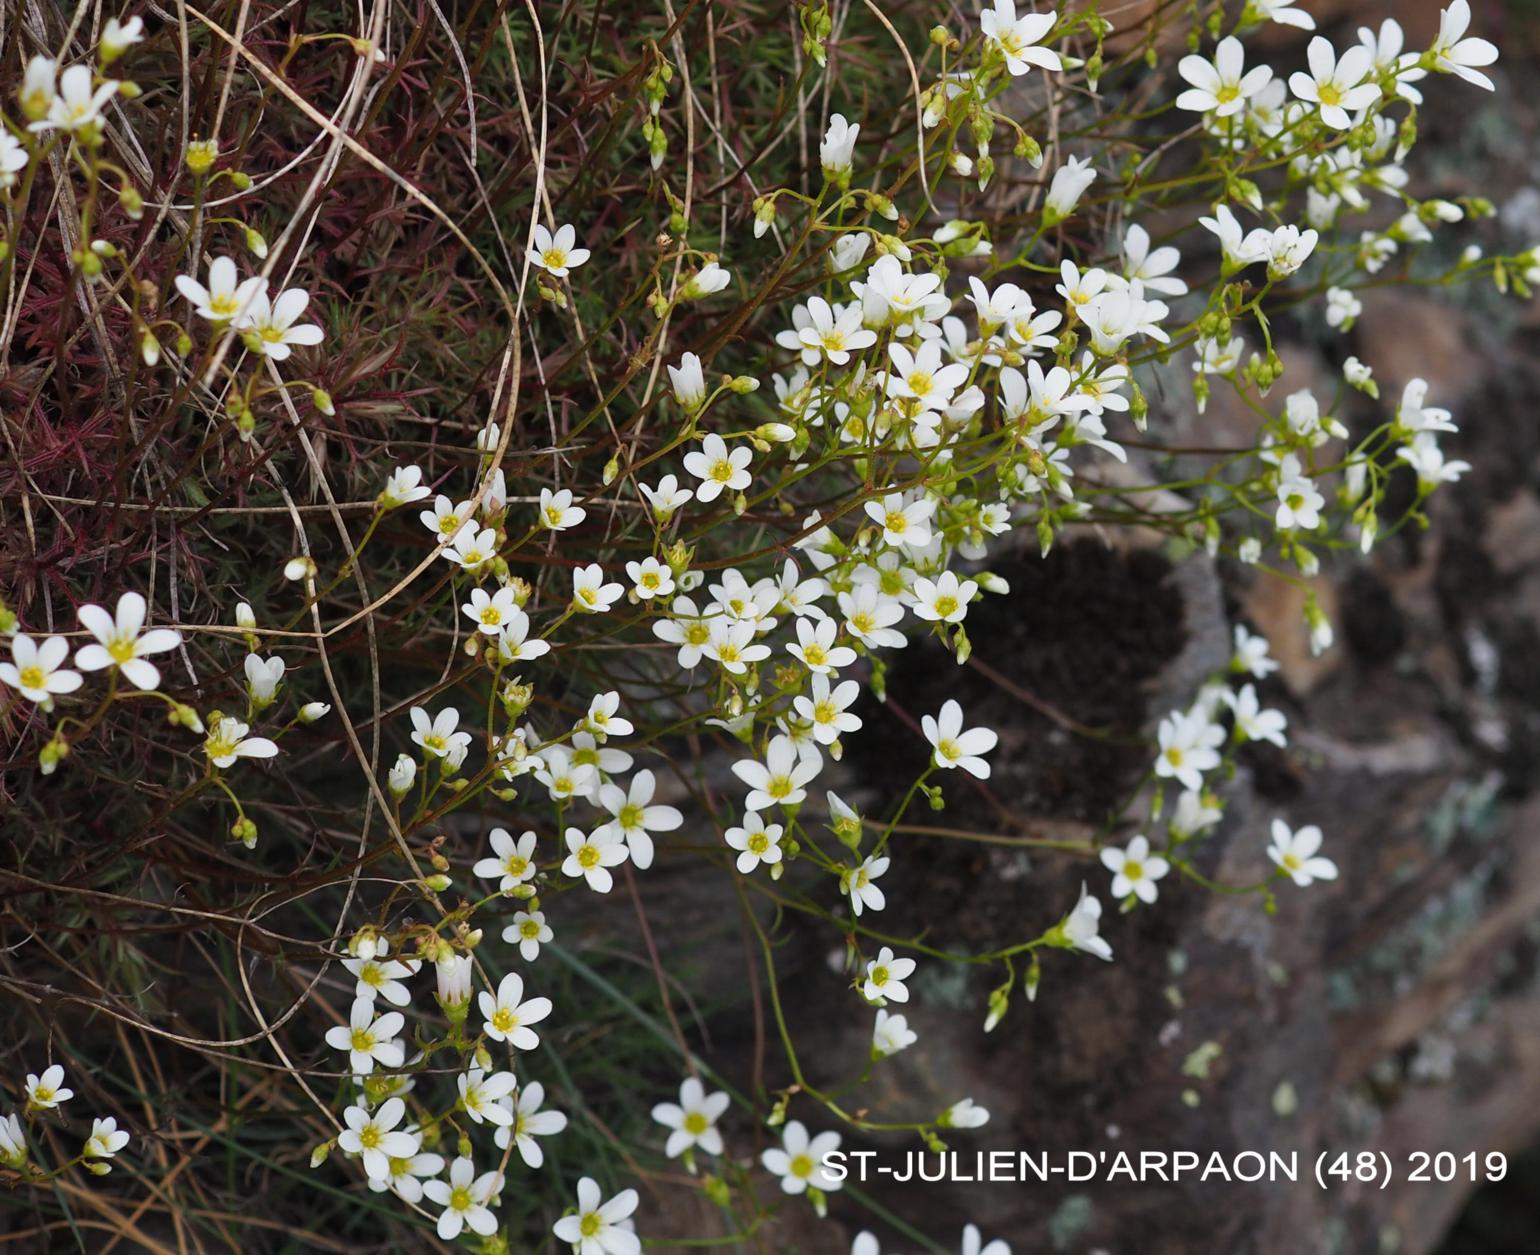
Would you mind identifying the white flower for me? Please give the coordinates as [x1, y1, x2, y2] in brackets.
[979, 0, 1061, 77]
[410, 705, 471, 760]
[1176, 37, 1272, 117]
[203, 717, 278, 769]
[73, 592, 181, 690]
[0, 130, 30, 188]
[240, 653, 284, 710]
[1396, 378, 1458, 436]
[1289, 37, 1380, 130]
[961, 1224, 1011, 1255]
[1398, 433, 1471, 487]
[640, 474, 694, 519]
[343, 942, 418, 1006]
[239, 287, 325, 359]
[911, 571, 977, 624]
[175, 256, 265, 323]
[573, 563, 624, 613]
[540, 486, 587, 531]
[844, 853, 889, 916]
[761, 1121, 843, 1195]
[1325, 286, 1361, 328]
[923, 699, 998, 778]
[1276, 459, 1325, 530]
[503, 908, 553, 961]
[478, 972, 553, 1050]
[865, 491, 936, 551]
[324, 997, 405, 1075]
[436, 953, 473, 1009]
[625, 556, 675, 600]
[30, 63, 118, 133]
[732, 734, 821, 811]
[680, 262, 731, 299]
[1267, 819, 1338, 886]
[1430, 0, 1499, 91]
[458, 1067, 518, 1126]
[552, 1177, 641, 1255]
[537, 746, 598, 802]
[1199, 205, 1270, 270]
[839, 584, 907, 650]
[0, 1114, 24, 1168]
[652, 1077, 730, 1158]
[872, 1008, 917, 1057]
[562, 826, 629, 892]
[528, 222, 591, 277]
[421, 494, 472, 538]
[370, 1149, 444, 1203]
[18, 56, 57, 123]
[339, 1098, 419, 1181]
[724, 811, 784, 873]
[1044, 154, 1095, 220]
[787, 617, 854, 675]
[862, 945, 916, 1003]
[1232, 625, 1279, 679]
[1170, 789, 1222, 840]
[792, 296, 877, 366]
[380, 465, 431, 508]
[1100, 834, 1170, 905]
[1252, 0, 1314, 29]
[1227, 683, 1287, 747]
[387, 753, 417, 796]
[1154, 709, 1223, 792]
[83, 1116, 131, 1167]
[443, 522, 498, 571]
[682, 434, 752, 504]
[1120, 224, 1187, 297]
[668, 353, 707, 410]
[424, 1156, 502, 1241]
[25, 1064, 73, 1110]
[595, 769, 682, 870]
[885, 340, 969, 412]
[942, 1098, 990, 1128]
[495, 611, 549, 664]
[793, 674, 862, 746]
[820, 113, 859, 179]
[1063, 883, 1113, 960]
[100, 16, 145, 62]
[461, 585, 517, 635]
[2, 633, 83, 704]
[473, 827, 538, 893]
[496, 1080, 567, 1166]
[1263, 224, 1318, 278]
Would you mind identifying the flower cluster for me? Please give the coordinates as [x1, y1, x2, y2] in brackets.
[0, 0, 1517, 1247]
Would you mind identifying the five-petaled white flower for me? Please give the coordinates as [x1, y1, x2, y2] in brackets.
[496, 1080, 568, 1166]
[458, 1067, 518, 1126]
[71, 592, 182, 691]
[862, 945, 916, 1003]
[922, 699, 998, 778]
[324, 996, 405, 1075]
[83, 1116, 131, 1168]
[478, 972, 553, 1051]
[175, 256, 265, 323]
[732, 734, 821, 811]
[1176, 37, 1272, 117]
[1100, 834, 1171, 905]
[203, 717, 278, 769]
[239, 287, 325, 359]
[562, 826, 630, 892]
[30, 63, 118, 133]
[474, 827, 539, 891]
[551, 1176, 641, 1255]
[979, 0, 1061, 77]
[762, 1121, 844, 1196]
[594, 769, 682, 870]
[1288, 36, 1380, 130]
[652, 1077, 730, 1159]
[528, 223, 590, 277]
[1268, 819, 1339, 887]
[2, 634, 84, 705]
[724, 811, 784, 873]
[339, 1098, 420, 1182]
[424, 1155, 502, 1241]
[25, 1064, 73, 1110]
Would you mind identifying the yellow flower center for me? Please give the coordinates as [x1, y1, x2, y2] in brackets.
[577, 844, 601, 869]
[542, 248, 569, 271]
[710, 460, 735, 483]
[1124, 860, 1145, 881]
[1216, 83, 1240, 104]
[359, 1125, 382, 1149]
[493, 1007, 517, 1033]
[618, 803, 644, 830]
[18, 665, 46, 691]
[350, 1028, 375, 1052]
[107, 638, 137, 664]
[871, 965, 890, 987]
[934, 595, 958, 617]
[884, 510, 909, 534]
[684, 1111, 709, 1135]
[748, 832, 770, 855]
[790, 1153, 816, 1179]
